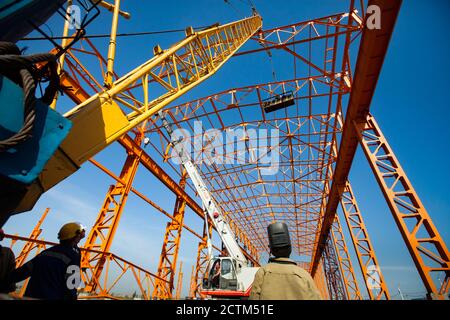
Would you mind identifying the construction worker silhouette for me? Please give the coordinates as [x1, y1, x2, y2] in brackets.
[249, 222, 322, 300]
[0, 228, 16, 294]
[9, 222, 85, 300]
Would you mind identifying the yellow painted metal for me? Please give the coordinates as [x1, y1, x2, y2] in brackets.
[14, 15, 262, 215]
[99, 0, 131, 19]
[104, 0, 121, 88]
[49, 0, 72, 109]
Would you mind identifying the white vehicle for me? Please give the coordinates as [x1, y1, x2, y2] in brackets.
[158, 112, 259, 298]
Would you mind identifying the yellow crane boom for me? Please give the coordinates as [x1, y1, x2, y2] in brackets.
[13, 15, 263, 214]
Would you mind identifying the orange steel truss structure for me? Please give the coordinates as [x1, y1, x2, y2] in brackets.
[10, 0, 450, 300]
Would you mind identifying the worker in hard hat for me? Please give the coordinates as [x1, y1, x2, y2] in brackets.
[9, 222, 86, 300]
[249, 222, 322, 300]
[0, 228, 16, 294]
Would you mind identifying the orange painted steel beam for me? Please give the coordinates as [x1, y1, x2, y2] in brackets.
[82, 132, 144, 293]
[331, 214, 362, 300]
[354, 114, 450, 300]
[152, 174, 187, 299]
[311, 0, 403, 275]
[235, 12, 360, 58]
[340, 180, 390, 299]
[87, 158, 223, 253]
[5, 234, 167, 300]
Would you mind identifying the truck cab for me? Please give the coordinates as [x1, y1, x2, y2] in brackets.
[201, 257, 259, 298]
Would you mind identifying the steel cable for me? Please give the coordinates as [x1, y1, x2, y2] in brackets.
[0, 42, 59, 152]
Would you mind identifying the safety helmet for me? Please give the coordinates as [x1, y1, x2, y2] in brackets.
[58, 222, 86, 241]
[267, 222, 292, 258]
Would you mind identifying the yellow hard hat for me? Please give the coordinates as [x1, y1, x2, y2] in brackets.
[58, 222, 86, 240]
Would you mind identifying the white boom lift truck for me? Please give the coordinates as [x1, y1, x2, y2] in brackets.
[158, 111, 259, 298]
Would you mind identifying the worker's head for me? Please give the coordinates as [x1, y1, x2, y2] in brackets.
[267, 222, 291, 258]
[58, 222, 86, 246]
[0, 228, 5, 242]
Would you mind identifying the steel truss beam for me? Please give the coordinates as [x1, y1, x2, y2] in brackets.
[323, 236, 347, 300]
[354, 114, 450, 300]
[311, 0, 403, 276]
[82, 132, 143, 293]
[340, 180, 390, 299]
[331, 214, 362, 300]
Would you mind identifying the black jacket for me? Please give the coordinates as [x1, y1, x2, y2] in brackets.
[0, 245, 16, 293]
[11, 243, 81, 300]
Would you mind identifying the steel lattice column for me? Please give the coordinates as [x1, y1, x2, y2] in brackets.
[152, 174, 187, 299]
[354, 113, 450, 300]
[331, 214, 362, 299]
[13, 208, 49, 298]
[340, 180, 390, 299]
[323, 236, 347, 300]
[190, 222, 213, 299]
[82, 132, 143, 293]
[14, 208, 49, 267]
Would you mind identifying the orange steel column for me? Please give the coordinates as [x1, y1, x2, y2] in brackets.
[13, 208, 49, 298]
[355, 114, 450, 300]
[82, 132, 144, 293]
[189, 265, 195, 298]
[313, 259, 330, 300]
[175, 261, 184, 300]
[191, 222, 213, 299]
[340, 180, 390, 299]
[15, 208, 49, 267]
[331, 215, 362, 300]
[152, 174, 187, 299]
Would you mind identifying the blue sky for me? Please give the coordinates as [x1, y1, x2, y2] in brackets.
[3, 0, 450, 300]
